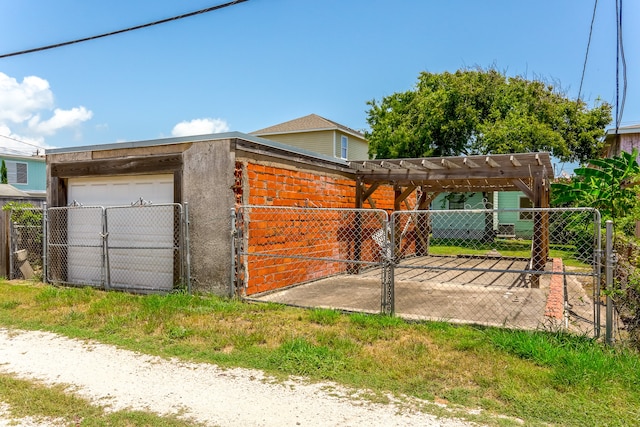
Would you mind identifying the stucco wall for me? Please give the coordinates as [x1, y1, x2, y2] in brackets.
[182, 139, 236, 295]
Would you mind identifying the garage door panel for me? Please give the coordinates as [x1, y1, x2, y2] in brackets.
[66, 207, 105, 285]
[68, 249, 103, 286]
[108, 250, 173, 291]
[67, 175, 175, 291]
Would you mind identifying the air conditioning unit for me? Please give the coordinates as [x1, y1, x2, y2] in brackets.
[497, 223, 516, 238]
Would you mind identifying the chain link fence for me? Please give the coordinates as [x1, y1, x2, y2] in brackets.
[235, 206, 389, 313]
[7, 207, 44, 280]
[237, 206, 604, 337]
[390, 208, 601, 334]
[5, 203, 190, 293]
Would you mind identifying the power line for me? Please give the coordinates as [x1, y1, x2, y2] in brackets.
[615, 0, 627, 130]
[0, 133, 44, 150]
[0, 0, 249, 59]
[577, 0, 598, 104]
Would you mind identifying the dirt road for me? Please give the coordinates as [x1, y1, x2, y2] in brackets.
[0, 328, 477, 426]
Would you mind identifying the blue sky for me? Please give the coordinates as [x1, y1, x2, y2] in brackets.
[0, 0, 638, 163]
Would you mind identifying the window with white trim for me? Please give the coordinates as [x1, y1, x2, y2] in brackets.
[5, 161, 28, 185]
[340, 136, 348, 159]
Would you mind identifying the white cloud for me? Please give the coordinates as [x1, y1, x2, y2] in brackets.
[28, 107, 93, 136]
[0, 72, 93, 151]
[171, 118, 229, 137]
[0, 73, 53, 123]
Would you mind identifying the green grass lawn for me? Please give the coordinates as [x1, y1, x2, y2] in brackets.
[0, 280, 638, 426]
[427, 238, 592, 269]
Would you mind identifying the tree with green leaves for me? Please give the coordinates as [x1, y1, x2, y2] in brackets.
[551, 148, 640, 225]
[365, 68, 612, 163]
[1, 159, 7, 184]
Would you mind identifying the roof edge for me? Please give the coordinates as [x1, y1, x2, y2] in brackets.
[45, 131, 350, 168]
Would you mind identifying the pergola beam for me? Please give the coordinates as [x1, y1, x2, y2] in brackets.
[350, 152, 554, 286]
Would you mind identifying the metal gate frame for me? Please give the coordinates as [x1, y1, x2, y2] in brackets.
[44, 202, 190, 293]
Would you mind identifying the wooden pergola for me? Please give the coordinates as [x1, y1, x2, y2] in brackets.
[349, 152, 555, 287]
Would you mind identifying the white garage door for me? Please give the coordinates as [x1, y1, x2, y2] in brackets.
[68, 174, 174, 207]
[67, 174, 175, 291]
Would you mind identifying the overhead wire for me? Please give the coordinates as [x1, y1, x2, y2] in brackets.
[611, 0, 627, 229]
[0, 0, 249, 59]
[577, 0, 599, 105]
[0, 133, 45, 154]
[615, 0, 627, 131]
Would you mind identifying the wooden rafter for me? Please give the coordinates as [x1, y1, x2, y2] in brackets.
[350, 153, 553, 195]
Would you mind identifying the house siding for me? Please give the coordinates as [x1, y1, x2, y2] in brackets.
[430, 192, 488, 239]
[256, 130, 369, 160]
[258, 131, 336, 157]
[0, 155, 46, 193]
[427, 191, 535, 239]
[335, 130, 369, 160]
[619, 134, 640, 163]
[497, 192, 534, 238]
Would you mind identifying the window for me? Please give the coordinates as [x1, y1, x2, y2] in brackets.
[519, 197, 533, 220]
[448, 193, 468, 210]
[5, 161, 28, 185]
[340, 136, 348, 159]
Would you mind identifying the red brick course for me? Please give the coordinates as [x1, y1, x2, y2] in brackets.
[544, 258, 565, 320]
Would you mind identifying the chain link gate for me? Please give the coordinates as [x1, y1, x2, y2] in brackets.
[47, 205, 105, 286]
[234, 206, 390, 313]
[389, 207, 602, 335]
[45, 203, 189, 293]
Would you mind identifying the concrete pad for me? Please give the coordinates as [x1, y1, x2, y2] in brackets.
[248, 256, 592, 331]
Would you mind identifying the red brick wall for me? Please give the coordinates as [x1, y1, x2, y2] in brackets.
[242, 162, 357, 208]
[235, 160, 394, 295]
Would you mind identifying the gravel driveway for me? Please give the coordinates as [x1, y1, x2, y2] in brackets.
[0, 328, 477, 426]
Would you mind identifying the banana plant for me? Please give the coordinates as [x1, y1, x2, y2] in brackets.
[551, 148, 640, 223]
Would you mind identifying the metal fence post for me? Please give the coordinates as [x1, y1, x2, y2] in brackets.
[382, 213, 394, 315]
[184, 202, 191, 294]
[8, 213, 14, 280]
[230, 208, 236, 297]
[386, 215, 394, 315]
[593, 210, 602, 338]
[605, 220, 614, 345]
[42, 203, 48, 283]
[101, 207, 110, 289]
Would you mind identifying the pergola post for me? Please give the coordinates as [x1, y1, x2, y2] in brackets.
[530, 173, 550, 288]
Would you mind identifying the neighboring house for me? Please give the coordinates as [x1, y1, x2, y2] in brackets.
[602, 124, 640, 161]
[602, 124, 640, 237]
[430, 191, 534, 239]
[0, 152, 46, 196]
[251, 114, 369, 160]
